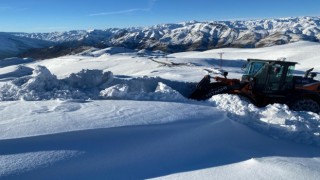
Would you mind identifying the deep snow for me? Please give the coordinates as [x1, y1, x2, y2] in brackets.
[1, 100, 320, 179]
[0, 41, 320, 179]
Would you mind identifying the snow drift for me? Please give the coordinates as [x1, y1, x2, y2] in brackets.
[209, 94, 320, 146]
[1, 100, 319, 179]
[0, 65, 195, 101]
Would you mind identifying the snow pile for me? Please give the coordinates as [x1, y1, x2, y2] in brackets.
[155, 82, 186, 100]
[0, 65, 191, 101]
[209, 94, 320, 146]
[0, 66, 114, 100]
[64, 69, 113, 90]
[99, 80, 187, 101]
[100, 84, 129, 98]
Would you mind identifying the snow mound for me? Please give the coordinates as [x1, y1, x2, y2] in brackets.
[0, 66, 114, 100]
[0, 66, 192, 101]
[209, 94, 320, 146]
[100, 81, 186, 101]
[100, 84, 129, 98]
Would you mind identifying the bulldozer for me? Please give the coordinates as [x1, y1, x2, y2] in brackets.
[189, 59, 320, 113]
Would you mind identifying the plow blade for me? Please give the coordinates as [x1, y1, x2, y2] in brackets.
[189, 75, 232, 100]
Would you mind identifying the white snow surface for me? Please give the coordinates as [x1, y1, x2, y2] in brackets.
[0, 41, 320, 179]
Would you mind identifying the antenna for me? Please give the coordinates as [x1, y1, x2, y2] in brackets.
[277, 57, 286, 61]
[218, 52, 224, 69]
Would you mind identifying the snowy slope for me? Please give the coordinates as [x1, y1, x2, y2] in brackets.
[154, 157, 320, 180]
[171, 41, 320, 71]
[1, 100, 319, 179]
[0, 41, 320, 179]
[0, 33, 53, 59]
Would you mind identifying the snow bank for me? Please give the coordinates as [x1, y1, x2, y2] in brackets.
[0, 65, 193, 101]
[99, 78, 191, 101]
[209, 94, 320, 146]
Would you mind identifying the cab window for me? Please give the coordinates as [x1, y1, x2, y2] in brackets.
[245, 62, 266, 76]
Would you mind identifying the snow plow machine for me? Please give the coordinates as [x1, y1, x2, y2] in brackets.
[189, 59, 320, 113]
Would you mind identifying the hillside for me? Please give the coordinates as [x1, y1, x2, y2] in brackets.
[1, 16, 318, 59]
[0, 33, 53, 59]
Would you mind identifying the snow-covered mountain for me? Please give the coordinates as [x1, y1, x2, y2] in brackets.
[0, 33, 53, 59]
[3, 16, 320, 59]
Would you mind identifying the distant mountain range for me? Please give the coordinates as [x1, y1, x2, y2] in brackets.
[1, 16, 319, 59]
[0, 33, 53, 59]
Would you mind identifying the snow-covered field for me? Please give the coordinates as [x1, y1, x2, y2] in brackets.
[0, 41, 320, 179]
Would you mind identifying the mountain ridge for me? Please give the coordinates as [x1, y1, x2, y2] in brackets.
[1, 16, 320, 59]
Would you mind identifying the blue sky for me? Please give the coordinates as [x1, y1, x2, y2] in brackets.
[0, 0, 319, 32]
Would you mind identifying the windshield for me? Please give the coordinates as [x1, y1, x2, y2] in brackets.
[244, 62, 266, 76]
